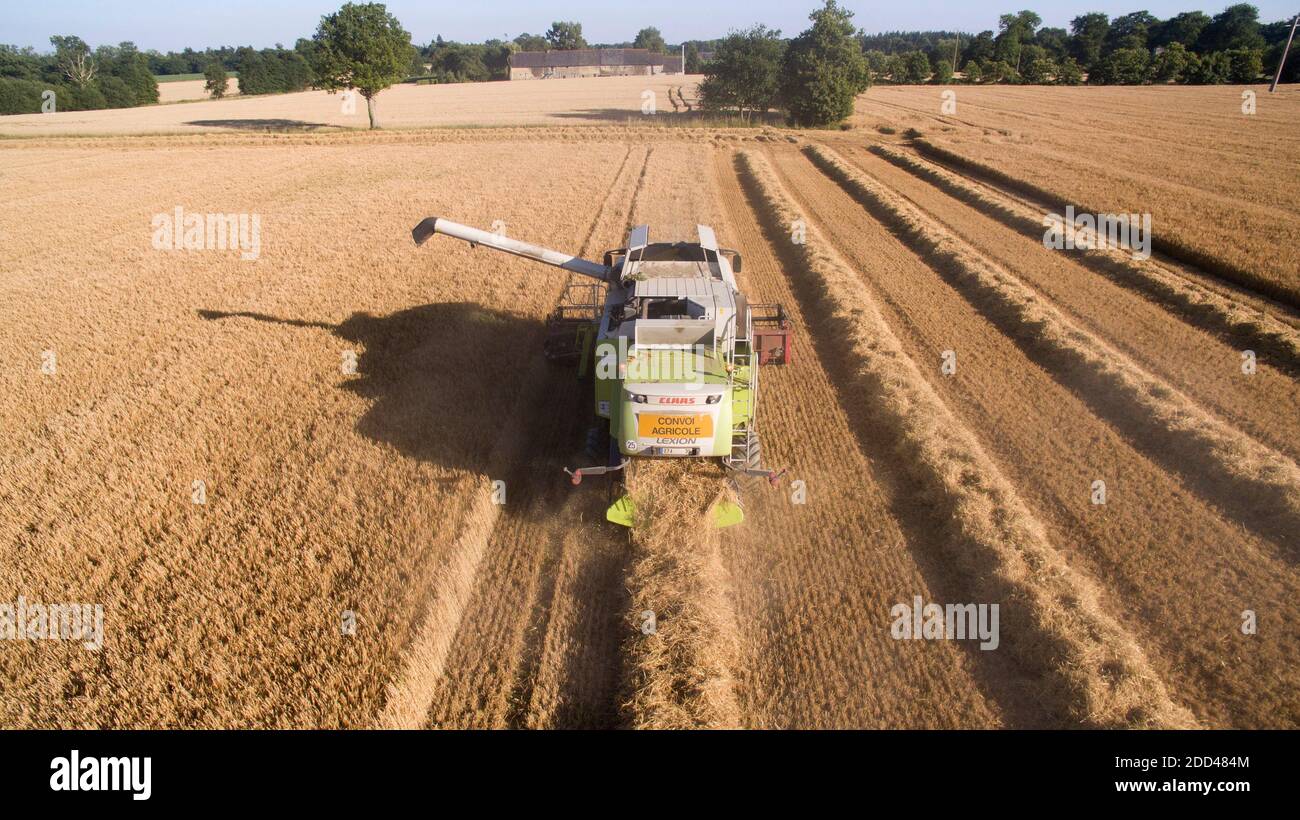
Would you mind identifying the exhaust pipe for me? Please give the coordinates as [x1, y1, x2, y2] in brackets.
[412, 217, 612, 282]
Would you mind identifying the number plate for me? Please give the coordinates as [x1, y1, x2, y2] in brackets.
[636, 413, 714, 439]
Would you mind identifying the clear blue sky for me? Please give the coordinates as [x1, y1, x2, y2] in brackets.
[6, 1, 1297, 51]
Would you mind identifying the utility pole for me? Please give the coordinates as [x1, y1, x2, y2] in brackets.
[953, 35, 960, 73]
[1270, 13, 1299, 92]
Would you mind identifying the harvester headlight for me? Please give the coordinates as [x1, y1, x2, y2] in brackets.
[627, 391, 648, 404]
[706, 394, 722, 404]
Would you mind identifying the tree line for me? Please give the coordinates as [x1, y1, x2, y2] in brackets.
[0, 38, 324, 113]
[861, 4, 1296, 86]
[2, 1, 1294, 119]
[696, 2, 1295, 127]
[0, 15, 709, 113]
[0, 38, 159, 114]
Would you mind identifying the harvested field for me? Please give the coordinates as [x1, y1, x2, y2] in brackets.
[0, 74, 702, 136]
[849, 84, 1300, 305]
[2, 81, 1298, 729]
[157, 78, 239, 104]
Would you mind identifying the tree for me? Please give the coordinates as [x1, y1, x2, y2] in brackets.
[481, 41, 513, 80]
[277, 49, 314, 91]
[50, 35, 96, 87]
[633, 27, 667, 54]
[0, 77, 51, 114]
[63, 81, 107, 110]
[1069, 13, 1110, 69]
[99, 42, 159, 105]
[984, 59, 1020, 83]
[1022, 55, 1058, 84]
[934, 37, 960, 73]
[780, 0, 870, 127]
[310, 2, 414, 129]
[698, 25, 784, 119]
[428, 42, 489, 83]
[994, 10, 1041, 69]
[513, 33, 548, 52]
[931, 56, 954, 84]
[963, 30, 996, 65]
[545, 21, 586, 51]
[0, 45, 41, 81]
[97, 75, 133, 107]
[864, 49, 888, 81]
[1092, 47, 1150, 84]
[1056, 56, 1084, 84]
[1152, 12, 1210, 50]
[899, 50, 931, 83]
[1226, 47, 1264, 82]
[1151, 42, 1192, 82]
[204, 61, 229, 98]
[962, 60, 984, 83]
[684, 43, 704, 73]
[1019, 44, 1047, 67]
[1036, 27, 1070, 60]
[883, 54, 904, 82]
[1197, 4, 1265, 53]
[1186, 50, 1231, 83]
[236, 48, 270, 94]
[1105, 11, 1158, 54]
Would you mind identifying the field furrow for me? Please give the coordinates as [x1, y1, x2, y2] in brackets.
[712, 149, 1032, 728]
[808, 143, 1300, 552]
[839, 145, 1300, 461]
[769, 142, 1300, 727]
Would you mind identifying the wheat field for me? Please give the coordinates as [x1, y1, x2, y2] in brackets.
[1, 82, 1297, 728]
[0, 74, 702, 136]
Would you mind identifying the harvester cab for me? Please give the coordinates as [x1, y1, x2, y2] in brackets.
[412, 217, 793, 528]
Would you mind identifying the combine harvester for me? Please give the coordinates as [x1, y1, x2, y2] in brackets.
[413, 217, 792, 527]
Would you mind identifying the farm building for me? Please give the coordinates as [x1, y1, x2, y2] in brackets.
[510, 49, 684, 80]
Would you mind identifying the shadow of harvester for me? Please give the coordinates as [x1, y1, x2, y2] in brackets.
[198, 302, 581, 476]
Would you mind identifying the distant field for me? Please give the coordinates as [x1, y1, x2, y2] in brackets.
[157, 77, 240, 103]
[1, 74, 704, 136]
[154, 71, 239, 83]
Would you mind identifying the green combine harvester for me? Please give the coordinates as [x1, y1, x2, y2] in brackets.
[413, 217, 792, 527]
